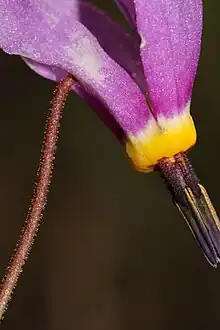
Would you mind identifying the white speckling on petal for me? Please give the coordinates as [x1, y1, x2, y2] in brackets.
[44, 0, 76, 16]
[42, 0, 79, 27]
[65, 36, 105, 83]
[140, 32, 146, 49]
[43, 11, 59, 27]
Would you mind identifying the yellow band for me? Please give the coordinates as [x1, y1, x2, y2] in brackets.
[126, 105, 197, 172]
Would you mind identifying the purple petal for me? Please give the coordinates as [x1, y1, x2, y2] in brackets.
[77, 1, 146, 92]
[2, 0, 146, 92]
[134, 0, 202, 120]
[23, 58, 125, 141]
[0, 0, 151, 135]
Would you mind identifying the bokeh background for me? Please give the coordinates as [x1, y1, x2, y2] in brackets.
[0, 1, 220, 329]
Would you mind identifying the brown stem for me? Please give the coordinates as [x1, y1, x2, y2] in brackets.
[0, 75, 74, 321]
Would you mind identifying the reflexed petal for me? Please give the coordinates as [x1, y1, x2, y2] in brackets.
[1, 0, 146, 92]
[23, 58, 125, 141]
[134, 0, 202, 119]
[125, 0, 202, 172]
[0, 0, 151, 134]
[76, 1, 146, 92]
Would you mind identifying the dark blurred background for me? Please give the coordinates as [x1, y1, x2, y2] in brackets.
[0, 1, 220, 329]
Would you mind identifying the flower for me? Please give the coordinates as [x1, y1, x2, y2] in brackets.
[0, 0, 202, 171]
[1, 0, 220, 266]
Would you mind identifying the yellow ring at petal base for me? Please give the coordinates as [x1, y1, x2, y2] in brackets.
[126, 109, 197, 173]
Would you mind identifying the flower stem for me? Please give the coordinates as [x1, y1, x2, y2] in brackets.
[0, 75, 74, 321]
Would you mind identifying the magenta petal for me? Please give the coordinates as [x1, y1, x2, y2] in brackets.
[77, 1, 146, 92]
[23, 58, 125, 141]
[22, 58, 68, 82]
[0, 0, 151, 134]
[1, 0, 146, 92]
[134, 0, 202, 118]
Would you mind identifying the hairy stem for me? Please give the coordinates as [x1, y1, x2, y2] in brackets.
[0, 75, 74, 321]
